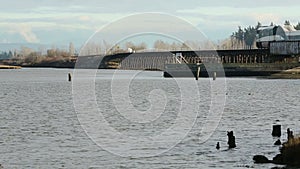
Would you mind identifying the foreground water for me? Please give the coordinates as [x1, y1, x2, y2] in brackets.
[0, 68, 299, 169]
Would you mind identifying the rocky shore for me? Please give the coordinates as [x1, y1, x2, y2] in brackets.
[254, 129, 300, 168]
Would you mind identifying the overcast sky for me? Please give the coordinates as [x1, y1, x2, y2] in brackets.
[1, 0, 300, 47]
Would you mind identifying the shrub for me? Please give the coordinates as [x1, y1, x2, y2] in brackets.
[280, 137, 300, 166]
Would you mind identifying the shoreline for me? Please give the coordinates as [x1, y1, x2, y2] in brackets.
[164, 64, 300, 79]
[268, 67, 300, 79]
[0, 65, 22, 69]
[2, 63, 300, 79]
[3, 67, 300, 79]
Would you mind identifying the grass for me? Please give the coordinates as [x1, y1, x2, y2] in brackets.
[280, 136, 300, 166]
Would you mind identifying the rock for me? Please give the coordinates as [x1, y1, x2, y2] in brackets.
[271, 167, 286, 169]
[272, 154, 284, 165]
[253, 155, 270, 163]
[274, 139, 282, 145]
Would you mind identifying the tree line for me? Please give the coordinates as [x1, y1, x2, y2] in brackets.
[80, 40, 215, 56]
[0, 42, 77, 64]
[2, 20, 300, 63]
[0, 51, 14, 60]
[227, 21, 300, 49]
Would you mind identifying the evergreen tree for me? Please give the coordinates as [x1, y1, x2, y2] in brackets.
[294, 22, 300, 30]
[231, 22, 262, 49]
[233, 26, 245, 48]
[0, 51, 9, 59]
[244, 26, 256, 49]
[256, 22, 262, 29]
[284, 20, 291, 25]
[8, 51, 13, 58]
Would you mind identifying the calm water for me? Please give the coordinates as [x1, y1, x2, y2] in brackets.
[0, 68, 300, 169]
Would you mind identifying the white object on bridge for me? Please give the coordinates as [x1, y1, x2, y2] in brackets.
[173, 52, 188, 64]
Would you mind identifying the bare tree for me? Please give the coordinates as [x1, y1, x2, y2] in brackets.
[69, 42, 75, 56]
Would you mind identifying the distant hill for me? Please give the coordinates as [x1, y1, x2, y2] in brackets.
[0, 43, 49, 52]
[0, 43, 82, 56]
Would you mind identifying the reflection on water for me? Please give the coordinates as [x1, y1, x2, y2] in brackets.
[0, 68, 299, 168]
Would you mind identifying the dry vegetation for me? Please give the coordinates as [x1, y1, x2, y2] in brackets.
[280, 136, 300, 166]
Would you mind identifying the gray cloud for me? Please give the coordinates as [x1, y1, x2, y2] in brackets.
[13, 24, 40, 43]
[1, 0, 300, 45]
[1, 0, 299, 14]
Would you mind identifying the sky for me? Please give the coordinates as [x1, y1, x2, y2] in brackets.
[1, 0, 300, 49]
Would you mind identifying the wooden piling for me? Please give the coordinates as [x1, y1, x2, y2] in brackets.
[227, 131, 236, 148]
[213, 72, 217, 80]
[216, 142, 220, 150]
[68, 73, 72, 82]
[272, 124, 281, 137]
[196, 63, 201, 80]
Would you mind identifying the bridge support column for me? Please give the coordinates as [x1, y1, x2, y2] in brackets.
[196, 63, 201, 80]
[213, 72, 217, 80]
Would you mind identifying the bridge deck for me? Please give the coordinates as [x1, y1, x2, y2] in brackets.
[100, 49, 294, 70]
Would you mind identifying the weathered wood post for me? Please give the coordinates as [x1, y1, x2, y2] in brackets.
[196, 63, 201, 80]
[68, 73, 72, 82]
[216, 142, 220, 150]
[213, 72, 217, 80]
[287, 128, 294, 140]
[227, 131, 236, 148]
[272, 124, 281, 137]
